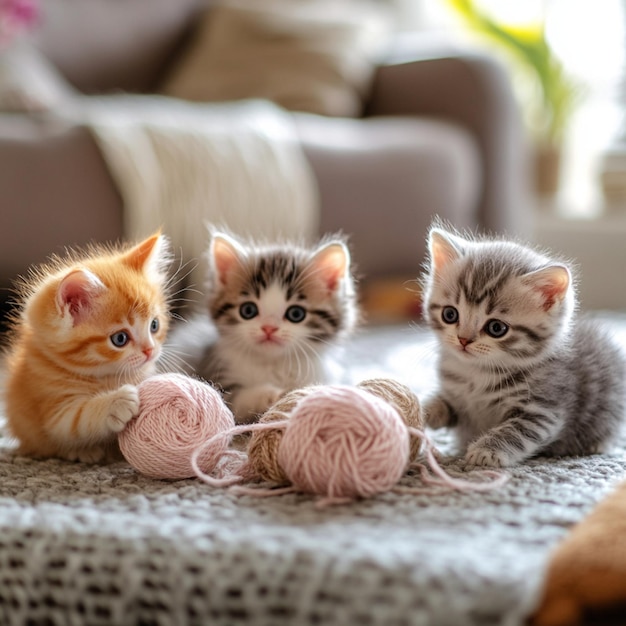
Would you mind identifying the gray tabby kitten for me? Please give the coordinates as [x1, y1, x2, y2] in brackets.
[168, 231, 358, 423]
[421, 224, 625, 467]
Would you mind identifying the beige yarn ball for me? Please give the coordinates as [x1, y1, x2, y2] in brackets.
[357, 378, 423, 461]
[246, 378, 423, 482]
[246, 387, 319, 483]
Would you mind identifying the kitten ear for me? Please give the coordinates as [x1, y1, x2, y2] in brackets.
[310, 242, 349, 293]
[522, 264, 571, 311]
[428, 228, 464, 272]
[57, 269, 106, 324]
[123, 232, 169, 281]
[211, 233, 246, 286]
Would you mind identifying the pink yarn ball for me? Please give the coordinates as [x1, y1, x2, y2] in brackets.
[277, 385, 410, 500]
[119, 373, 235, 479]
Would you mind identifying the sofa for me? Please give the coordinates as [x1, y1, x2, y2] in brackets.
[0, 0, 531, 316]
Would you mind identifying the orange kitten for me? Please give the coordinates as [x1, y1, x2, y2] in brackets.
[3, 233, 171, 463]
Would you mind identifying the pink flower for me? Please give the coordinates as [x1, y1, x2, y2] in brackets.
[0, 0, 39, 48]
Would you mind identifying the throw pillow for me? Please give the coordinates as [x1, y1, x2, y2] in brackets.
[160, 0, 390, 118]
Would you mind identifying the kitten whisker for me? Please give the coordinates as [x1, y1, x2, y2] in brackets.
[169, 311, 187, 323]
[158, 348, 194, 375]
[168, 296, 203, 308]
[113, 360, 128, 391]
[164, 257, 203, 313]
[289, 342, 314, 382]
[165, 255, 198, 291]
[167, 286, 201, 301]
[161, 343, 196, 362]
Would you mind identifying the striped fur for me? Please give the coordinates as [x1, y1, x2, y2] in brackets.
[167, 232, 358, 423]
[4, 234, 171, 463]
[421, 224, 626, 467]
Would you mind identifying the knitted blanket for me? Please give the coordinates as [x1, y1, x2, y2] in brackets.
[1, 316, 626, 626]
[532, 478, 626, 625]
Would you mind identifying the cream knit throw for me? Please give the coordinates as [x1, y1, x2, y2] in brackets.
[84, 95, 318, 298]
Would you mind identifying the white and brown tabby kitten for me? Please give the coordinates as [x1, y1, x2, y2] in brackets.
[168, 231, 358, 423]
[421, 224, 625, 467]
[4, 233, 171, 463]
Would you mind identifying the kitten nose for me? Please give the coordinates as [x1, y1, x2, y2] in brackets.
[142, 347, 154, 359]
[262, 325, 278, 338]
[458, 336, 473, 347]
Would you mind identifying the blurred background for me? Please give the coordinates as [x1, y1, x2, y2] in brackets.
[1, 0, 625, 318]
[398, 0, 626, 310]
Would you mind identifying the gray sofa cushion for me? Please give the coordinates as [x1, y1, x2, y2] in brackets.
[296, 114, 480, 279]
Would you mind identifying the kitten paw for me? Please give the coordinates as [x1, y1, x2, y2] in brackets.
[66, 447, 106, 464]
[424, 396, 452, 429]
[464, 445, 512, 468]
[105, 385, 140, 432]
[256, 386, 283, 411]
[232, 385, 284, 424]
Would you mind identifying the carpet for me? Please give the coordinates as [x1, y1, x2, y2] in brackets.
[1, 314, 625, 626]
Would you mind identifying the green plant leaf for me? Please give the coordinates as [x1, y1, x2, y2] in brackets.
[444, 0, 580, 142]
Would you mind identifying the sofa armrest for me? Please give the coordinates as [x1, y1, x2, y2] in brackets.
[0, 118, 123, 289]
[366, 48, 532, 239]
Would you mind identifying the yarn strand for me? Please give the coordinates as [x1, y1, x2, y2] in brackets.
[191, 421, 289, 487]
[402, 427, 510, 493]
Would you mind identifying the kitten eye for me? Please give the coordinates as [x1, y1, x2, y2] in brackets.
[239, 302, 259, 320]
[441, 306, 459, 324]
[484, 319, 509, 338]
[110, 331, 130, 348]
[150, 318, 160, 334]
[285, 305, 306, 324]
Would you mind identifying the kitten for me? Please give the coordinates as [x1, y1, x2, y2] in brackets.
[421, 224, 626, 467]
[3, 233, 171, 463]
[167, 231, 358, 423]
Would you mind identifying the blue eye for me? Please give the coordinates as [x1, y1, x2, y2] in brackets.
[485, 319, 509, 338]
[239, 302, 259, 320]
[110, 331, 129, 348]
[150, 318, 160, 334]
[285, 305, 306, 324]
[441, 306, 459, 324]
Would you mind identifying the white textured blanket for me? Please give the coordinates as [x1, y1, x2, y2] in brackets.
[1, 316, 626, 625]
[85, 96, 318, 296]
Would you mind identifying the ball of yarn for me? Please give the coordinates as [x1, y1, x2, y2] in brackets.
[277, 385, 410, 500]
[246, 387, 317, 483]
[357, 378, 423, 460]
[119, 373, 235, 479]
